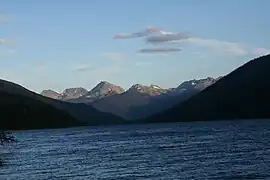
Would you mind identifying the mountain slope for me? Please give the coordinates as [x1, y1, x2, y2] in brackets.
[144, 54, 270, 123]
[176, 77, 221, 92]
[128, 84, 167, 95]
[0, 91, 80, 130]
[71, 81, 125, 103]
[91, 84, 168, 119]
[60, 88, 88, 100]
[41, 87, 88, 101]
[41, 89, 60, 99]
[0, 79, 125, 126]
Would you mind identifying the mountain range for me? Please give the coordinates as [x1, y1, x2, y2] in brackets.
[41, 87, 88, 101]
[41, 77, 221, 120]
[1, 54, 269, 130]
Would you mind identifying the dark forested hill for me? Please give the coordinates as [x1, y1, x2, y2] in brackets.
[0, 91, 80, 130]
[144, 54, 270, 123]
[0, 79, 125, 130]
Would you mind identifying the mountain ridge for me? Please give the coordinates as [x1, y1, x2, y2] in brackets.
[143, 54, 270, 123]
[73, 81, 125, 103]
[41, 77, 220, 102]
[0, 79, 126, 128]
[0, 90, 81, 130]
[39, 77, 220, 120]
[0, 80, 81, 130]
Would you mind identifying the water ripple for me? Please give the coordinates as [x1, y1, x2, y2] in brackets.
[1, 120, 270, 179]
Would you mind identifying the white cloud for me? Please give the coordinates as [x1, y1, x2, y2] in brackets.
[114, 26, 161, 39]
[72, 64, 92, 72]
[114, 26, 189, 43]
[145, 32, 191, 44]
[114, 26, 269, 57]
[0, 38, 7, 45]
[185, 37, 270, 57]
[0, 38, 16, 45]
[138, 47, 181, 53]
[252, 48, 270, 57]
[185, 37, 248, 56]
[225, 44, 248, 56]
[114, 26, 189, 54]
[114, 33, 134, 39]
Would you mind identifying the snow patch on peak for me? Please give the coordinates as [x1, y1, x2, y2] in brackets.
[131, 84, 143, 89]
[150, 84, 162, 89]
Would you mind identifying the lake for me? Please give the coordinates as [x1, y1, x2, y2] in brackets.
[1, 120, 270, 179]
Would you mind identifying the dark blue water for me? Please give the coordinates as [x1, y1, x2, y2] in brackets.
[1, 120, 270, 179]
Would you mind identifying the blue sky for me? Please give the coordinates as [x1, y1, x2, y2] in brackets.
[1, 0, 270, 93]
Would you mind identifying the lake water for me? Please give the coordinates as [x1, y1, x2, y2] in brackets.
[1, 120, 270, 180]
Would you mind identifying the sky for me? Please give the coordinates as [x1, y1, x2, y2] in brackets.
[1, 0, 270, 93]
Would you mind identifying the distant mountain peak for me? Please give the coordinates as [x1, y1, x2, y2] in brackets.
[60, 87, 88, 100]
[176, 77, 219, 91]
[100, 80, 110, 84]
[129, 84, 145, 90]
[41, 89, 60, 99]
[92, 81, 124, 92]
[128, 84, 167, 95]
[94, 81, 117, 89]
[41, 89, 58, 94]
[74, 81, 125, 103]
[61, 87, 86, 94]
[149, 84, 162, 89]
